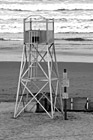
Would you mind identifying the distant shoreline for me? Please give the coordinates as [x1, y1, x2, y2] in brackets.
[0, 32, 93, 62]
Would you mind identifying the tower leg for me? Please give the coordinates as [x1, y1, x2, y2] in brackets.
[53, 44, 63, 114]
[47, 47, 54, 118]
[14, 45, 26, 118]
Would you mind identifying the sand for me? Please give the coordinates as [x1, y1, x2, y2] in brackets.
[0, 32, 93, 139]
[0, 61, 93, 102]
[0, 61, 93, 139]
[0, 102, 93, 140]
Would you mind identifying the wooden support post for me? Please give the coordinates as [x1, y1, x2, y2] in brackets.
[86, 98, 89, 110]
[63, 68, 69, 120]
[71, 98, 73, 110]
[64, 86, 67, 120]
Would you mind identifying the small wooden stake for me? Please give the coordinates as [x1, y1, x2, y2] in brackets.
[64, 86, 67, 120]
[63, 69, 68, 120]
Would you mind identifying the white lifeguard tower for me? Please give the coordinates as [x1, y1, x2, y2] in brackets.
[14, 15, 63, 118]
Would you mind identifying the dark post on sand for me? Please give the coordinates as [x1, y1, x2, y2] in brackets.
[64, 86, 67, 120]
[63, 69, 68, 120]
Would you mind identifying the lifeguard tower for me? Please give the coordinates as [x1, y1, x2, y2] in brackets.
[14, 15, 63, 118]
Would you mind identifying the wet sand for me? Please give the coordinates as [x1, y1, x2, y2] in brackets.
[0, 32, 93, 62]
[0, 61, 93, 102]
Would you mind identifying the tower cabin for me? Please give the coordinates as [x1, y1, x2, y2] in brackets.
[24, 15, 54, 45]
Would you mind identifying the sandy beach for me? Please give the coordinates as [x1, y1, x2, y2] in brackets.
[0, 32, 93, 139]
[0, 61, 93, 102]
[1, 106, 93, 140]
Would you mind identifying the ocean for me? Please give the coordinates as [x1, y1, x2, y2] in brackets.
[0, 0, 93, 62]
[1, 0, 93, 34]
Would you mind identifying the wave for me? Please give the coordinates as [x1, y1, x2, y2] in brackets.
[0, 8, 30, 12]
[0, 38, 5, 41]
[56, 37, 93, 42]
[1, 2, 93, 34]
[0, 38, 23, 41]
[2, 37, 92, 42]
[1, 3, 93, 12]
[56, 8, 93, 11]
[58, 18, 93, 22]
[1, 8, 93, 13]
[0, 47, 19, 50]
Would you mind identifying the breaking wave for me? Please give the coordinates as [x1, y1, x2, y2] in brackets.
[1, 3, 93, 12]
